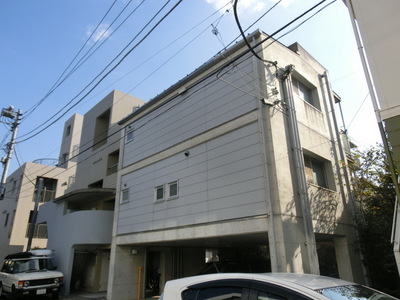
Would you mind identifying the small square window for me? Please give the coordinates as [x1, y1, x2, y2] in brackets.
[121, 189, 130, 203]
[155, 186, 164, 202]
[167, 181, 178, 199]
[304, 155, 328, 188]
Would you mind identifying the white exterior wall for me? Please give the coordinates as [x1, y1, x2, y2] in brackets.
[37, 202, 113, 295]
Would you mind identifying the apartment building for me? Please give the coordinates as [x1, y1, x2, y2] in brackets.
[0, 110, 83, 263]
[345, 0, 400, 273]
[108, 30, 366, 299]
[38, 90, 145, 295]
[0, 162, 67, 260]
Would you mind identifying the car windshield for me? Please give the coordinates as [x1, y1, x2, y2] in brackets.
[13, 258, 54, 273]
[319, 285, 398, 300]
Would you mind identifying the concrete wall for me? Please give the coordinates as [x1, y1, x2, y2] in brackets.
[73, 90, 145, 190]
[37, 201, 113, 295]
[110, 30, 365, 298]
[58, 113, 83, 171]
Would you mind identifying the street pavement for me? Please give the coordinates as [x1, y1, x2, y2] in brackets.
[61, 292, 107, 300]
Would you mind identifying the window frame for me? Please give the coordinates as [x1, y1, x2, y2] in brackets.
[121, 188, 130, 203]
[155, 185, 165, 203]
[304, 155, 328, 189]
[167, 181, 178, 200]
[291, 76, 320, 110]
[125, 125, 134, 143]
[66, 125, 71, 137]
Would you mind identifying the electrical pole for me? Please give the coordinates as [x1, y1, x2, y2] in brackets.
[27, 178, 43, 251]
[0, 107, 22, 200]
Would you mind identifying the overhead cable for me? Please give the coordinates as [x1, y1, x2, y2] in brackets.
[23, 0, 119, 122]
[17, 0, 183, 144]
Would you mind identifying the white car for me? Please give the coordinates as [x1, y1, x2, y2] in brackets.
[0, 250, 64, 299]
[160, 273, 398, 300]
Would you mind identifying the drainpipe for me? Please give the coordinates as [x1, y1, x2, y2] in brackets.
[344, 0, 400, 275]
[321, 72, 356, 216]
[280, 65, 320, 274]
[321, 71, 369, 284]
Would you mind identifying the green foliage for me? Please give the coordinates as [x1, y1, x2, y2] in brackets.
[350, 144, 400, 296]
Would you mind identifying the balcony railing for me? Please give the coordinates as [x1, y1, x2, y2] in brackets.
[32, 189, 56, 203]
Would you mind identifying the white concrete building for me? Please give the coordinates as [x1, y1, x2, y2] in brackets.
[108, 30, 366, 300]
[344, 0, 400, 273]
[38, 90, 145, 295]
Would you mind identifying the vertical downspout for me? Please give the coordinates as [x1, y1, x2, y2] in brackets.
[321, 72, 356, 216]
[322, 71, 369, 284]
[345, 0, 400, 275]
[281, 65, 320, 274]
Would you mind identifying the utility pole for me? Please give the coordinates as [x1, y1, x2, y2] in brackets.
[27, 178, 43, 251]
[0, 106, 22, 200]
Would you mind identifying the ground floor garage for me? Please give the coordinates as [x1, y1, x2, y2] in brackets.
[107, 226, 358, 300]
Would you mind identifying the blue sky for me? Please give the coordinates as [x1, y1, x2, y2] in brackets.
[0, 0, 380, 175]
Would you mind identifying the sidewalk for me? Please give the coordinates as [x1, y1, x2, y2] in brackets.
[61, 292, 107, 300]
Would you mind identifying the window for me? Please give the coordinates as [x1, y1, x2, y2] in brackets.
[126, 128, 134, 143]
[8, 210, 15, 238]
[33, 177, 57, 203]
[4, 213, 9, 227]
[304, 155, 327, 188]
[66, 125, 71, 136]
[107, 150, 119, 175]
[93, 109, 110, 150]
[292, 77, 319, 109]
[155, 186, 164, 202]
[61, 152, 69, 165]
[167, 181, 178, 199]
[121, 189, 130, 203]
[25, 211, 48, 239]
[182, 286, 244, 300]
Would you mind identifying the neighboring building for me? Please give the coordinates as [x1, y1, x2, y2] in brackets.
[344, 0, 400, 274]
[0, 112, 82, 263]
[108, 30, 366, 300]
[0, 162, 71, 262]
[38, 90, 145, 295]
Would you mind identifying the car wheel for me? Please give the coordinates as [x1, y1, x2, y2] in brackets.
[52, 291, 59, 299]
[0, 282, 3, 297]
[10, 285, 17, 299]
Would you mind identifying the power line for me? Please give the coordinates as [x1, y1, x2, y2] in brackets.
[22, 0, 119, 122]
[20, 0, 147, 135]
[9, 2, 232, 171]
[16, 0, 184, 144]
[5, 1, 343, 196]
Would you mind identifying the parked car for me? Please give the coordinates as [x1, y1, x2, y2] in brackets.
[199, 259, 270, 274]
[0, 250, 64, 299]
[160, 272, 398, 300]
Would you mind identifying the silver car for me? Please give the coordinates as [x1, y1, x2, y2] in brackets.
[160, 273, 398, 300]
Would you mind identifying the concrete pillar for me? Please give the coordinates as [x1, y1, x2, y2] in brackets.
[334, 237, 354, 282]
[108, 245, 145, 300]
